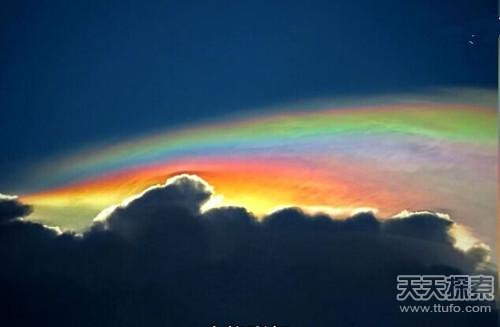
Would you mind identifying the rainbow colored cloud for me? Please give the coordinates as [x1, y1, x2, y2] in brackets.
[20, 92, 497, 250]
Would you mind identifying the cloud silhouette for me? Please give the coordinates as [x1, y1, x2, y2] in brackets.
[92, 174, 213, 238]
[0, 175, 496, 327]
[0, 194, 32, 223]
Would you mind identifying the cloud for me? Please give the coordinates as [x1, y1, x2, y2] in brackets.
[384, 210, 455, 245]
[0, 193, 32, 223]
[92, 174, 212, 238]
[0, 176, 496, 326]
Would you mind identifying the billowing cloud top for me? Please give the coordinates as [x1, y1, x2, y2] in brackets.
[93, 174, 213, 234]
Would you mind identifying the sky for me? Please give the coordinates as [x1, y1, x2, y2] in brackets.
[0, 1, 498, 326]
[0, 0, 497, 177]
[0, 0, 497, 243]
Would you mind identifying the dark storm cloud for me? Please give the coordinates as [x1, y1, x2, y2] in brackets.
[0, 175, 497, 327]
[0, 194, 32, 223]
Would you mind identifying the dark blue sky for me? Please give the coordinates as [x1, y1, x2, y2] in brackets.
[0, 0, 497, 174]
